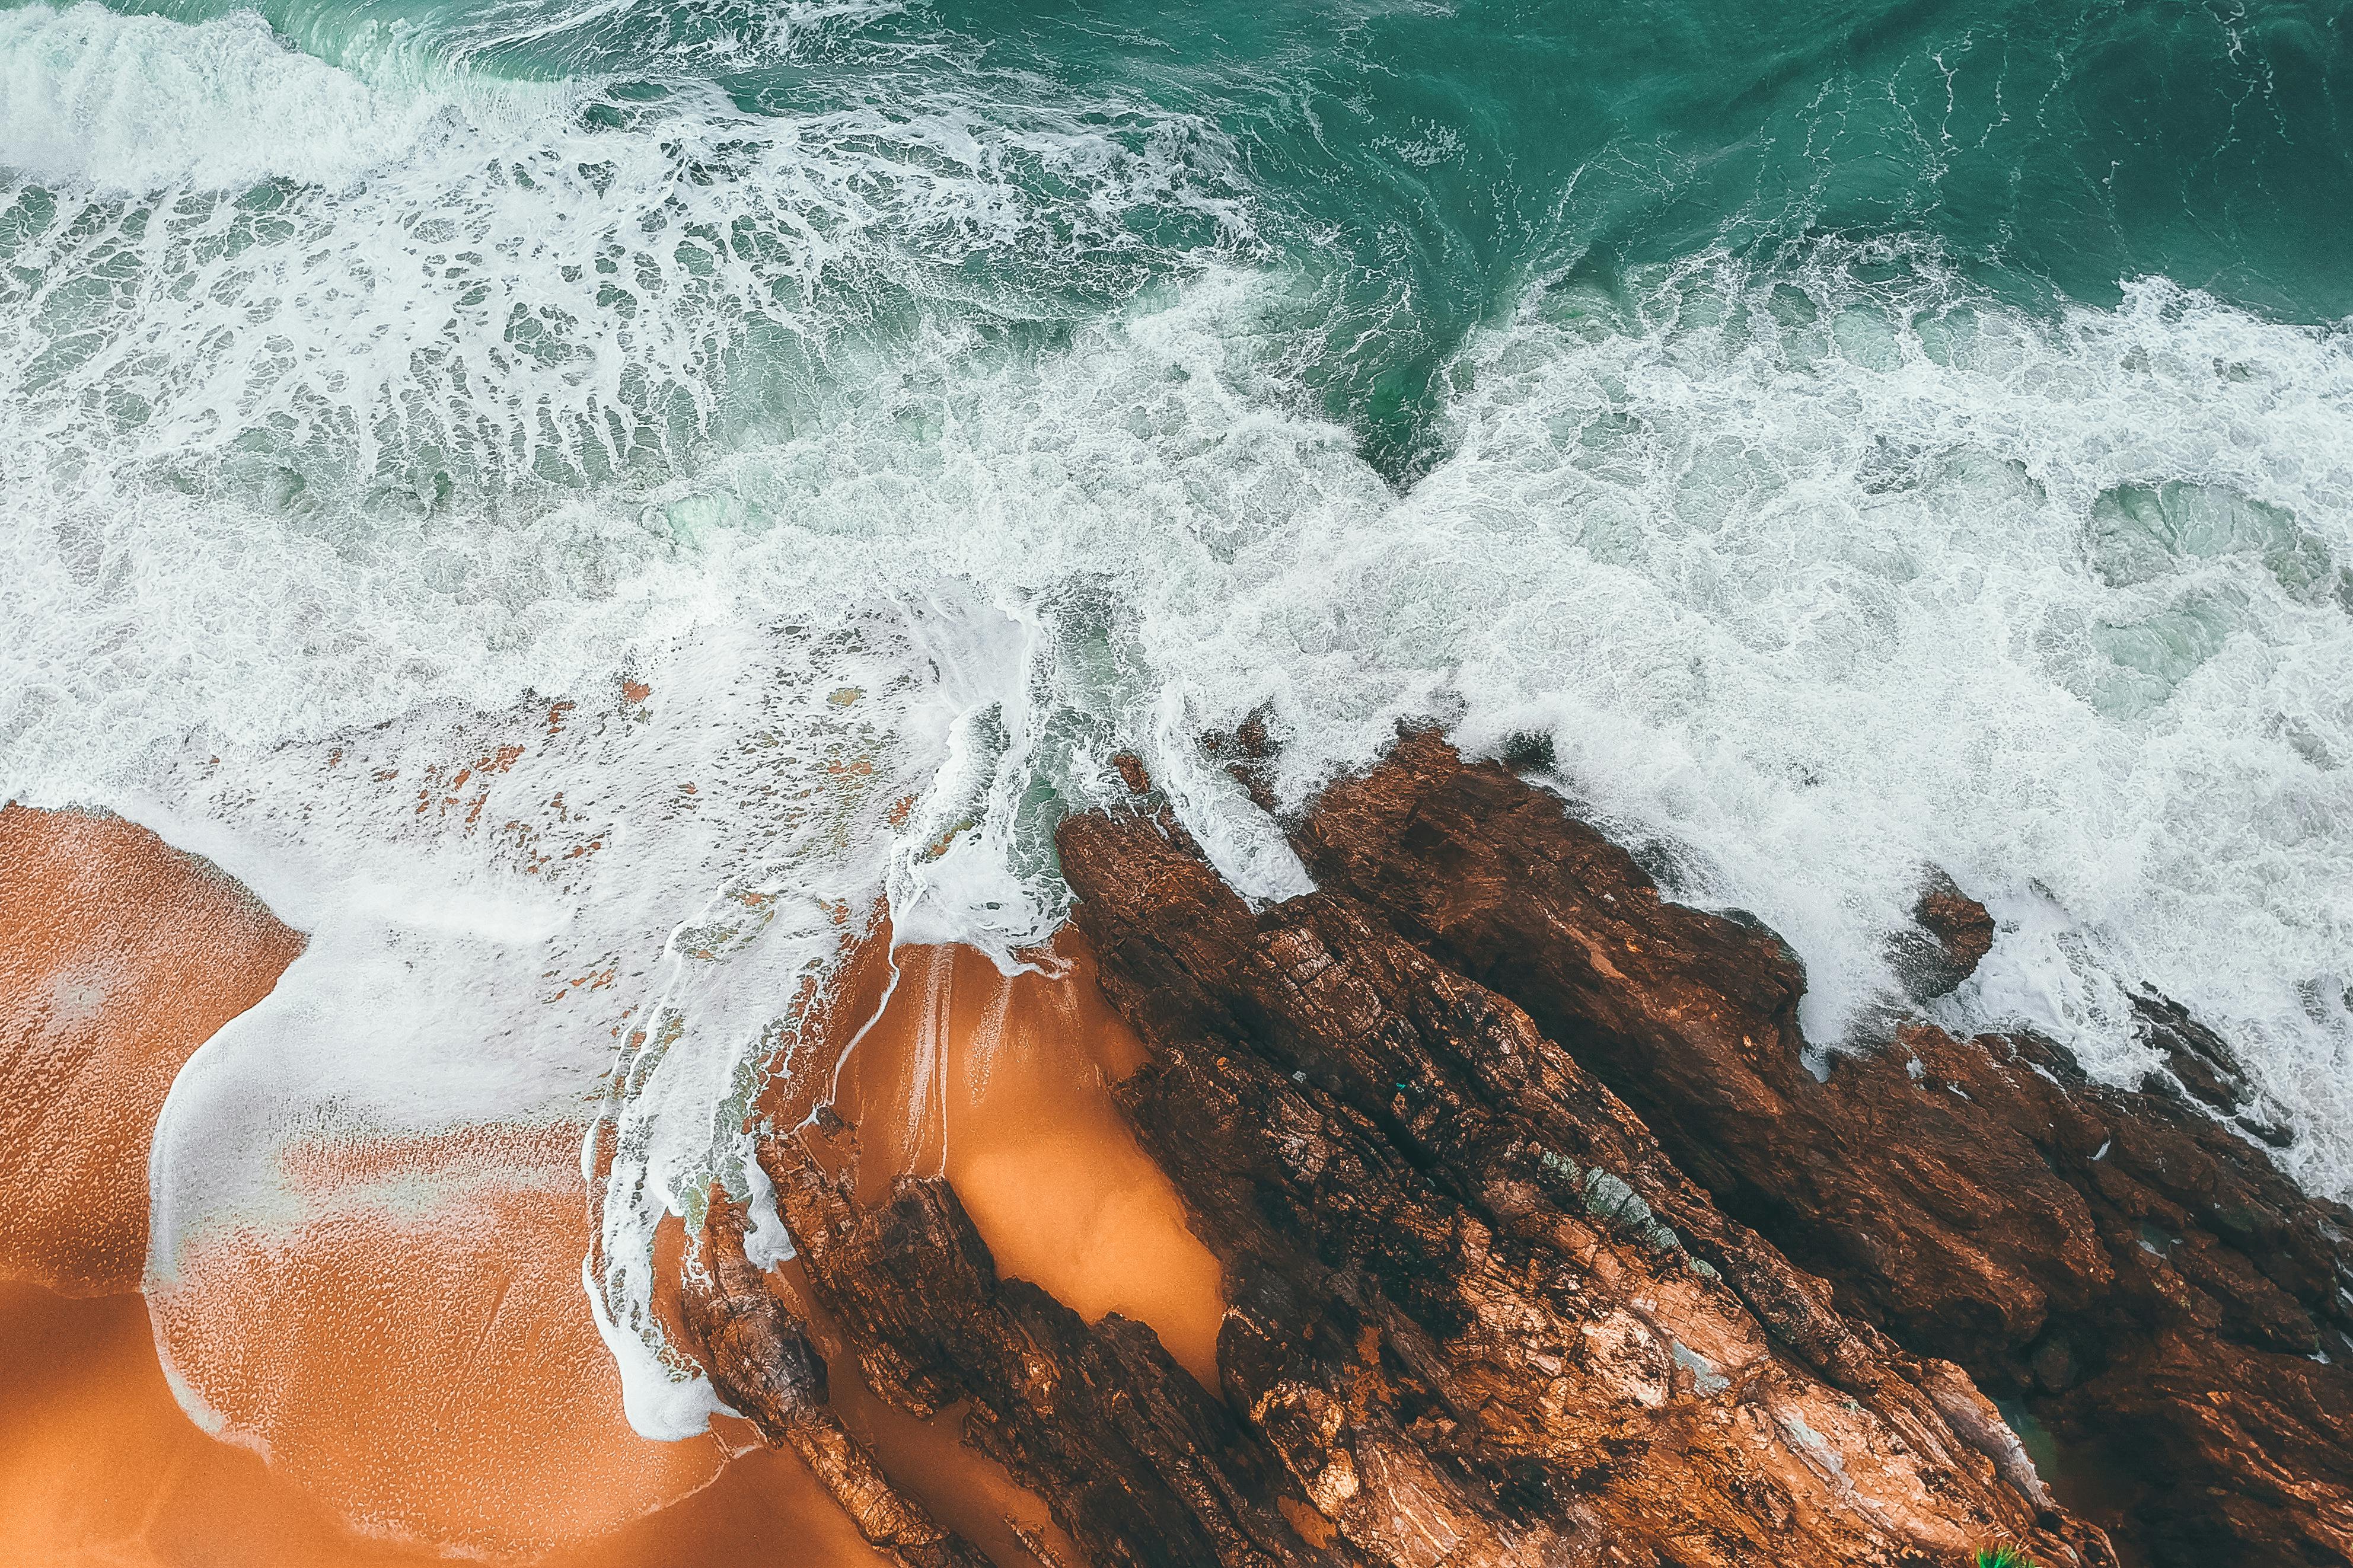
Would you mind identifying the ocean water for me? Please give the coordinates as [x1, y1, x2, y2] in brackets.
[4, 0, 2352, 1475]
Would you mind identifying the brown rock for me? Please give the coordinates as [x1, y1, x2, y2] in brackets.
[1057, 801, 2106, 1568]
[1199, 710, 1281, 814]
[678, 1187, 830, 1434]
[675, 1187, 990, 1568]
[760, 1110, 1355, 1568]
[2029, 1335, 2080, 1396]
[1293, 729, 2353, 1567]
[1111, 752, 1153, 799]
[2127, 989, 2256, 1116]
[1894, 871, 1997, 1001]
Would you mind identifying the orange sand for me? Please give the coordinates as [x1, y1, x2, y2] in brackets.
[2, 802, 1213, 1565]
[818, 934, 1228, 1389]
[0, 805, 870, 1564]
[0, 1276, 894, 1568]
[0, 803, 308, 1293]
[149, 1119, 729, 1559]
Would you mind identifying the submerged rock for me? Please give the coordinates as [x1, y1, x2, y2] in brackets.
[1890, 870, 1997, 1002]
[2126, 988, 2256, 1116]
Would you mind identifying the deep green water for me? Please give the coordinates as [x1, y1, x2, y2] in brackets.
[12, 0, 2351, 481]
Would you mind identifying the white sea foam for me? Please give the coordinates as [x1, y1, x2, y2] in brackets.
[0, 4, 494, 192]
[3, 1, 2350, 1457]
[0, 0, 1249, 515]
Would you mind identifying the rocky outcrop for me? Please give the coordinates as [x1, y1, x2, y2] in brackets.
[672, 750, 2118, 1567]
[1892, 872, 1996, 1002]
[675, 725, 2351, 1564]
[758, 1110, 1354, 1568]
[2125, 988, 2300, 1149]
[1056, 796, 2104, 1568]
[1198, 714, 1281, 815]
[676, 1187, 991, 1568]
[1292, 730, 2353, 1567]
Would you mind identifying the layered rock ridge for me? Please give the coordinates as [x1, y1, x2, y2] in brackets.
[1058, 780, 2100, 1567]
[688, 752, 2121, 1567]
[1293, 730, 2353, 1568]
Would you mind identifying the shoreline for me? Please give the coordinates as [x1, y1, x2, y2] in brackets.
[7, 726, 2350, 1564]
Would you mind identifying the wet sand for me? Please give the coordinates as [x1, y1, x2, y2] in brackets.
[0, 1276, 893, 1568]
[816, 932, 1228, 1388]
[0, 803, 307, 1293]
[2, 804, 1222, 1566]
[149, 1119, 732, 1558]
[0, 806, 782, 1564]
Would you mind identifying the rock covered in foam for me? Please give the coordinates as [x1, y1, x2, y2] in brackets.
[1893, 870, 1998, 1001]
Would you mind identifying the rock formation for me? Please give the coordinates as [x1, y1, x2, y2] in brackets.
[676, 1186, 993, 1568]
[762, 1110, 1348, 1568]
[1294, 730, 2353, 1567]
[1892, 871, 1996, 1002]
[1057, 790, 2102, 1568]
[680, 748, 2129, 1568]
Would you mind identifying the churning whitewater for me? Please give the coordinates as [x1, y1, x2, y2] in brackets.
[4, 0, 2351, 1445]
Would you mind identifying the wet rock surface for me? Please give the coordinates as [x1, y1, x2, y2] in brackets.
[678, 727, 2349, 1567]
[1892, 871, 1997, 1002]
[758, 1110, 1351, 1568]
[1059, 796, 2102, 1568]
[1293, 729, 2353, 1568]
[677, 1188, 990, 1568]
[681, 749, 2119, 1565]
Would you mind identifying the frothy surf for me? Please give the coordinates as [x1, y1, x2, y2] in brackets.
[2, 0, 2350, 1513]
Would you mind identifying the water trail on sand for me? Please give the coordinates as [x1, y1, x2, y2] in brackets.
[816, 935, 1227, 1388]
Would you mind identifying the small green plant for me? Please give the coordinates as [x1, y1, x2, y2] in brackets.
[1974, 1550, 2038, 1568]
